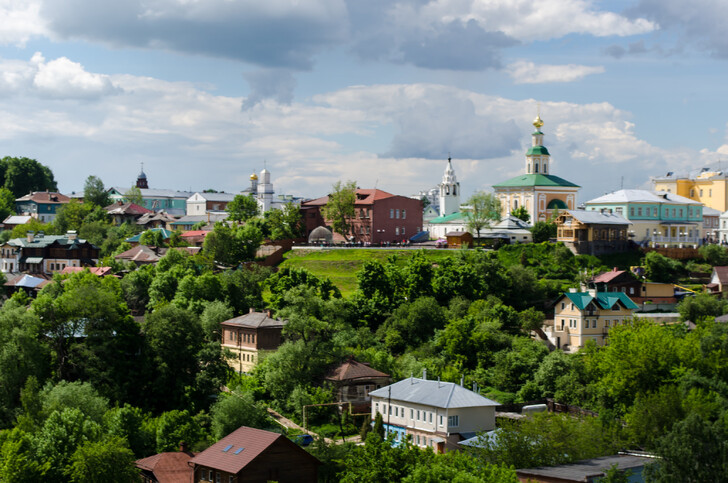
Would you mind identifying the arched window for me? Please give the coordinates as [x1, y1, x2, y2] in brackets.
[534, 163, 539, 173]
[543, 163, 548, 174]
[453, 185, 457, 195]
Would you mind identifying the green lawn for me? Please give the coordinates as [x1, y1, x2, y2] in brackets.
[278, 248, 457, 297]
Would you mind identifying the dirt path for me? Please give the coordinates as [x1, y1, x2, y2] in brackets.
[266, 408, 360, 445]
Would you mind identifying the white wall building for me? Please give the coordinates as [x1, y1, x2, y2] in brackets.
[369, 376, 498, 453]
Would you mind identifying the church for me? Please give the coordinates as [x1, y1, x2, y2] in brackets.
[492, 115, 579, 222]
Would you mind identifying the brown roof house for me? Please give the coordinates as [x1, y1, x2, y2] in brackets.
[325, 358, 391, 412]
[104, 201, 153, 225]
[221, 310, 287, 373]
[189, 426, 320, 483]
[136, 443, 196, 483]
[708, 266, 728, 294]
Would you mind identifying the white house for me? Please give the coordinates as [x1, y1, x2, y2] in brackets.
[369, 376, 499, 453]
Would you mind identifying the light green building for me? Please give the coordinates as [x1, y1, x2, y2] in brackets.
[584, 189, 703, 247]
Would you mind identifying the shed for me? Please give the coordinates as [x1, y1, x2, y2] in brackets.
[446, 231, 473, 248]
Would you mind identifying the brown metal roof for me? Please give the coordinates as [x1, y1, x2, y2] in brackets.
[326, 358, 390, 382]
[189, 426, 319, 475]
[16, 191, 70, 204]
[221, 311, 286, 329]
[713, 266, 728, 284]
[135, 451, 195, 483]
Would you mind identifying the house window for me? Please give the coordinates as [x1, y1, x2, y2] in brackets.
[417, 410, 420, 420]
[593, 320, 598, 328]
[605, 320, 610, 327]
[448, 415, 459, 427]
[395, 227, 400, 236]
[216, 472, 220, 483]
[402, 210, 406, 219]
[410, 409, 414, 419]
[700, 189, 704, 196]
[612, 305, 620, 311]
[429, 412, 433, 423]
[679, 208, 683, 217]
[616, 207, 623, 215]
[375, 403, 379, 413]
[390, 209, 394, 218]
[584, 320, 589, 329]
[672, 208, 676, 217]
[401, 227, 405, 235]
[439, 415, 444, 426]
[637, 207, 642, 216]
[396, 209, 400, 219]
[630, 207, 634, 217]
[560, 302, 565, 310]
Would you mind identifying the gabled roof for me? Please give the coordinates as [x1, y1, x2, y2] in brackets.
[586, 189, 701, 205]
[368, 377, 499, 409]
[591, 268, 629, 284]
[189, 426, 319, 475]
[563, 291, 639, 311]
[136, 451, 195, 483]
[712, 266, 728, 284]
[60, 266, 113, 276]
[302, 189, 399, 207]
[126, 228, 173, 243]
[221, 311, 286, 329]
[493, 174, 579, 188]
[104, 201, 152, 215]
[493, 215, 531, 229]
[326, 358, 390, 382]
[115, 245, 167, 263]
[8, 234, 96, 249]
[16, 191, 70, 204]
[563, 210, 630, 225]
[2, 215, 33, 225]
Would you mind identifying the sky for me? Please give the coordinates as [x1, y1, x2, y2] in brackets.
[1, 0, 728, 203]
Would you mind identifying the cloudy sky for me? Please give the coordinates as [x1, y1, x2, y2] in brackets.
[1, 0, 727, 202]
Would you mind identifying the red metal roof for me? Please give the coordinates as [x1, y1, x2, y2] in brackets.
[591, 268, 627, 284]
[302, 189, 396, 207]
[104, 201, 153, 215]
[60, 266, 113, 276]
[189, 427, 284, 474]
[135, 452, 195, 483]
[181, 230, 209, 238]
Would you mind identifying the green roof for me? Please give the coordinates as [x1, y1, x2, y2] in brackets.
[564, 292, 639, 311]
[125, 228, 173, 243]
[526, 146, 550, 156]
[429, 212, 465, 224]
[493, 174, 580, 188]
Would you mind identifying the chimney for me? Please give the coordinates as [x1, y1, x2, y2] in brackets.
[26, 231, 34, 243]
[472, 382, 478, 393]
[613, 267, 618, 272]
[67, 230, 77, 241]
[179, 441, 190, 454]
[460, 375, 464, 387]
[588, 288, 597, 297]
[249, 307, 255, 314]
[266, 310, 272, 318]
[422, 368, 427, 380]
[437, 376, 441, 388]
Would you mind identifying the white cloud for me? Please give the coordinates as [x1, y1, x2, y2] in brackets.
[0, 0, 47, 45]
[33, 55, 118, 98]
[0, 54, 712, 203]
[506, 61, 605, 84]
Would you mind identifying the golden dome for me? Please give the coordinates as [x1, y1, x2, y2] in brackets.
[533, 115, 544, 129]
[250, 173, 258, 180]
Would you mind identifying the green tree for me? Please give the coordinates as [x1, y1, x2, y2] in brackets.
[226, 194, 259, 223]
[321, 180, 357, 239]
[510, 206, 530, 223]
[41, 381, 110, 425]
[123, 186, 143, 206]
[264, 203, 304, 240]
[676, 292, 728, 323]
[155, 410, 204, 453]
[104, 404, 155, 457]
[203, 222, 263, 266]
[67, 436, 138, 483]
[83, 175, 111, 208]
[0, 428, 49, 481]
[139, 229, 167, 247]
[210, 392, 268, 440]
[54, 199, 94, 232]
[644, 250, 685, 283]
[200, 300, 234, 342]
[531, 221, 556, 243]
[0, 156, 57, 197]
[645, 412, 728, 482]
[464, 191, 501, 240]
[699, 243, 728, 266]
[0, 187, 16, 221]
[35, 408, 102, 483]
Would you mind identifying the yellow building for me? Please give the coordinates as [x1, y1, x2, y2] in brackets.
[493, 115, 580, 222]
[545, 289, 638, 351]
[652, 169, 728, 212]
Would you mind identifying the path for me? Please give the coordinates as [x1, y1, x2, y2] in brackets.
[266, 408, 361, 445]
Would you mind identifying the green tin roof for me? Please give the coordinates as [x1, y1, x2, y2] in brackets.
[493, 174, 580, 188]
[526, 146, 550, 156]
[564, 291, 639, 311]
[125, 228, 173, 243]
[429, 212, 465, 224]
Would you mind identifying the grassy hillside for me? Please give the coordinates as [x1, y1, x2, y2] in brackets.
[278, 248, 457, 297]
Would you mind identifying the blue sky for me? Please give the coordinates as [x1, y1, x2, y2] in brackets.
[0, 0, 727, 203]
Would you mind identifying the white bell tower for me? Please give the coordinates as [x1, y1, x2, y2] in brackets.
[439, 157, 460, 216]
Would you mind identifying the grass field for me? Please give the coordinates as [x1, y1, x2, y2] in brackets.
[278, 248, 458, 297]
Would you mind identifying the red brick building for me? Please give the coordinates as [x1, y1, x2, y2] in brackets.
[301, 189, 423, 244]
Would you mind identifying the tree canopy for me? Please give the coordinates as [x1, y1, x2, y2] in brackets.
[465, 191, 501, 240]
[0, 156, 57, 197]
[321, 180, 356, 238]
